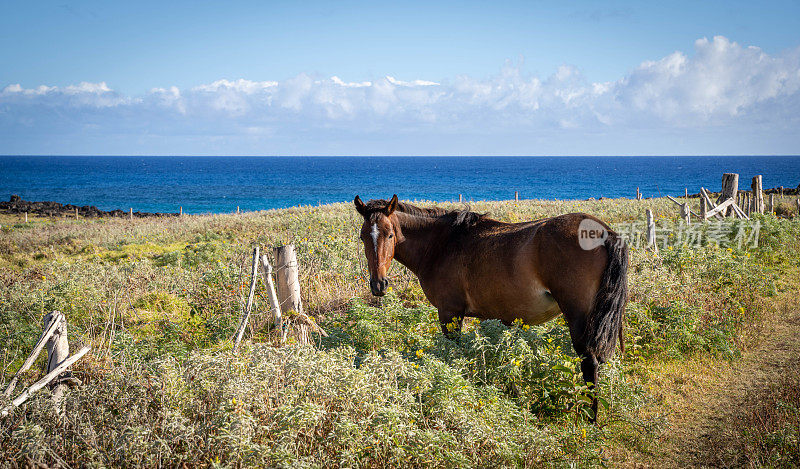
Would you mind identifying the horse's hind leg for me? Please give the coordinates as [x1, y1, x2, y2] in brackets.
[580, 353, 600, 423]
[437, 309, 463, 339]
[562, 305, 602, 423]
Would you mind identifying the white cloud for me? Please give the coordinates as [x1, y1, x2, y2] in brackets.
[1, 36, 799, 154]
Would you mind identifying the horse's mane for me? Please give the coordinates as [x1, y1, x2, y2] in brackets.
[364, 199, 488, 228]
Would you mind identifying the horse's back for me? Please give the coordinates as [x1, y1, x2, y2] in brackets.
[456, 213, 608, 324]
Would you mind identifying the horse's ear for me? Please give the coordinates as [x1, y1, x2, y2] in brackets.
[385, 194, 398, 215]
[354, 195, 367, 217]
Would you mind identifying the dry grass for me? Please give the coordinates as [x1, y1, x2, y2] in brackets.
[0, 197, 798, 467]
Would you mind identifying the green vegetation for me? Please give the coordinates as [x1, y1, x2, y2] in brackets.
[1, 198, 799, 467]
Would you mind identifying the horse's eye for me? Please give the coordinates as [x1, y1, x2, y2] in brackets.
[387, 234, 393, 239]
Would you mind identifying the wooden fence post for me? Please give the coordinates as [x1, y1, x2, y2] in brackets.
[685, 188, 689, 200]
[458, 194, 463, 203]
[745, 192, 751, 217]
[274, 245, 303, 315]
[1, 312, 86, 417]
[3, 312, 64, 398]
[636, 187, 641, 200]
[237, 206, 240, 214]
[646, 209, 657, 251]
[233, 247, 260, 353]
[768, 193, 774, 214]
[129, 208, 133, 221]
[720, 173, 739, 217]
[514, 191, 519, 202]
[700, 197, 708, 222]
[779, 186, 784, 198]
[43, 311, 78, 410]
[681, 203, 691, 224]
[25, 212, 28, 223]
[274, 245, 306, 343]
[796, 198, 800, 216]
[1, 347, 88, 418]
[179, 206, 183, 216]
[75, 207, 78, 220]
[751, 175, 764, 214]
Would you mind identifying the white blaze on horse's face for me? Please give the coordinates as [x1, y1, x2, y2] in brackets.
[371, 223, 379, 255]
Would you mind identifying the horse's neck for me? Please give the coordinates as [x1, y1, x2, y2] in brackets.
[393, 212, 447, 275]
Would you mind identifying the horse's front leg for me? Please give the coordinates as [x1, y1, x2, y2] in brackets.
[438, 310, 464, 339]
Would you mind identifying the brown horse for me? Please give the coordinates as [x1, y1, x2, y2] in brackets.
[354, 195, 628, 421]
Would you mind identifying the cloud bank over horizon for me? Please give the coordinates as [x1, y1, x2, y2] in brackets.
[2, 36, 799, 156]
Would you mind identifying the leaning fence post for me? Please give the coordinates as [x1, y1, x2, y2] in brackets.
[1, 311, 87, 418]
[233, 247, 260, 353]
[259, 254, 284, 343]
[1, 347, 89, 418]
[3, 312, 64, 398]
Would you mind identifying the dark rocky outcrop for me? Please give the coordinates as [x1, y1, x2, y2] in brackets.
[1, 195, 178, 218]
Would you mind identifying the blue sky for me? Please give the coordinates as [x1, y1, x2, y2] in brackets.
[2, 0, 800, 155]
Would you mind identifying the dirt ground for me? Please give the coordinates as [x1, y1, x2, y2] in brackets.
[652, 296, 800, 467]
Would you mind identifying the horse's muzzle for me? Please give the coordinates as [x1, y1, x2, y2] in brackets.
[370, 277, 389, 296]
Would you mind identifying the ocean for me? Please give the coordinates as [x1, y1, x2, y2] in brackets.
[1, 155, 798, 214]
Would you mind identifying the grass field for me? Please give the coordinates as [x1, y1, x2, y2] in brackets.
[1, 196, 799, 467]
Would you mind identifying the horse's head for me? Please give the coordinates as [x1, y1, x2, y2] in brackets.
[354, 194, 404, 296]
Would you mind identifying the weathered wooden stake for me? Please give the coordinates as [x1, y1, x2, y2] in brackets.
[233, 247, 260, 353]
[681, 203, 690, 224]
[44, 311, 78, 410]
[796, 198, 800, 216]
[274, 244, 306, 343]
[685, 188, 689, 200]
[514, 191, 519, 202]
[75, 207, 79, 220]
[259, 254, 284, 343]
[25, 212, 28, 223]
[700, 197, 708, 221]
[237, 206, 240, 214]
[745, 192, 751, 217]
[274, 245, 303, 315]
[3, 312, 64, 398]
[129, 208, 133, 220]
[636, 187, 641, 200]
[646, 209, 657, 251]
[179, 206, 183, 216]
[768, 193, 775, 214]
[458, 194, 463, 203]
[780, 186, 784, 198]
[719, 173, 739, 217]
[751, 175, 764, 215]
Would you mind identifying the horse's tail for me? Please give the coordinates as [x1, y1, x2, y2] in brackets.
[585, 232, 628, 362]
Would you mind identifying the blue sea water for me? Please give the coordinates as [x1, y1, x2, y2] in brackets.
[1, 156, 799, 214]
